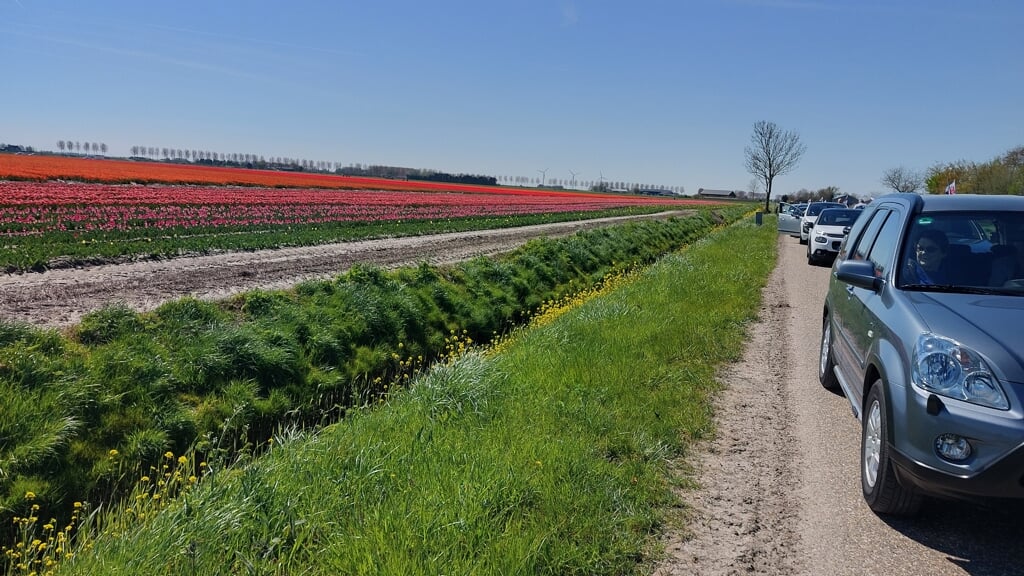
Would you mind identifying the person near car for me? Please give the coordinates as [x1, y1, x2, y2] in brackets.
[903, 228, 953, 285]
[989, 229, 1024, 286]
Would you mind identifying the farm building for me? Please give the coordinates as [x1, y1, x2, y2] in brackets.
[697, 188, 740, 199]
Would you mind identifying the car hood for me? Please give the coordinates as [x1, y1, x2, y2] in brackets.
[812, 224, 848, 235]
[908, 292, 1024, 382]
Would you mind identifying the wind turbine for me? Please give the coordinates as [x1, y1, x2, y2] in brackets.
[537, 168, 548, 187]
[569, 170, 579, 189]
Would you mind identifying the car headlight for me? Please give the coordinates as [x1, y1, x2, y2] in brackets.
[813, 234, 826, 243]
[912, 334, 1009, 410]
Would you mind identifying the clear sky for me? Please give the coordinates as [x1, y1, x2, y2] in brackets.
[2, 0, 1022, 198]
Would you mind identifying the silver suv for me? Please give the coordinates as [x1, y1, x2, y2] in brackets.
[820, 193, 1024, 515]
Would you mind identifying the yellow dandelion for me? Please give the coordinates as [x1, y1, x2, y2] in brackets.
[164, 451, 174, 460]
[177, 455, 188, 465]
[24, 491, 36, 500]
[108, 449, 119, 457]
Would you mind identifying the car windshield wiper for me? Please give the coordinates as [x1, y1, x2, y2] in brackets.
[902, 284, 1021, 296]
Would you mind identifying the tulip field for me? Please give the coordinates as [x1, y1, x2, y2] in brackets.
[0, 155, 720, 271]
[0, 181, 696, 236]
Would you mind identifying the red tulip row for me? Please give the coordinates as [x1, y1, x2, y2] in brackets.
[0, 182, 697, 236]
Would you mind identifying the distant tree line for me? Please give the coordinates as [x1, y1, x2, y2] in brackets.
[58, 140, 108, 155]
[407, 171, 497, 186]
[875, 145, 1023, 196]
[1, 139, 696, 193]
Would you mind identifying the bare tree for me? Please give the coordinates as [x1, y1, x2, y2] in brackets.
[880, 166, 923, 193]
[744, 120, 806, 213]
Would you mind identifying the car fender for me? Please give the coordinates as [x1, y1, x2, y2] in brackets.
[865, 335, 911, 446]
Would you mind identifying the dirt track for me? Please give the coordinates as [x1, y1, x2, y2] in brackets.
[655, 234, 1024, 575]
[0, 211, 690, 329]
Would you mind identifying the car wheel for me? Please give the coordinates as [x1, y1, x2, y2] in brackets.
[818, 316, 839, 391]
[807, 243, 817, 265]
[862, 382, 922, 516]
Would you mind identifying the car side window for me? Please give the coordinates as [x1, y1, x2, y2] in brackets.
[866, 211, 903, 277]
[851, 209, 890, 261]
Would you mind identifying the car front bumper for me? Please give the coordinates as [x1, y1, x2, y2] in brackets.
[809, 236, 844, 257]
[891, 442, 1024, 501]
[891, 385, 1024, 501]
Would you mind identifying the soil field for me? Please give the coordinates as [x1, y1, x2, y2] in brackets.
[0, 211, 691, 329]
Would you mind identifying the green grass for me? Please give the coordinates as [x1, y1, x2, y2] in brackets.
[45, 216, 777, 575]
[1, 207, 752, 554]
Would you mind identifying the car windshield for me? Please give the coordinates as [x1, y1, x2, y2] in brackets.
[898, 211, 1024, 293]
[816, 209, 862, 226]
[806, 202, 844, 217]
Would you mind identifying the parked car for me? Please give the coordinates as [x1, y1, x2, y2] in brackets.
[799, 202, 846, 244]
[777, 203, 807, 238]
[806, 208, 863, 266]
[820, 193, 1024, 516]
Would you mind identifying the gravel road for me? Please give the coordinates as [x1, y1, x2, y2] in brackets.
[655, 233, 1024, 576]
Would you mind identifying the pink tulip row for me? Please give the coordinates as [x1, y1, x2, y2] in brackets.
[0, 182, 677, 236]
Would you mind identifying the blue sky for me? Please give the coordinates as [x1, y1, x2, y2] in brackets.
[2, 0, 1022, 198]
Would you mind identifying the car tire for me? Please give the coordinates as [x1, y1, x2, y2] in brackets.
[807, 243, 818, 266]
[861, 382, 922, 516]
[818, 316, 840, 391]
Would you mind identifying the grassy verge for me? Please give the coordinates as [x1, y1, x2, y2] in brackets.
[41, 216, 777, 575]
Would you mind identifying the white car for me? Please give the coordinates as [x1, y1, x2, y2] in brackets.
[806, 208, 863, 265]
[799, 202, 846, 244]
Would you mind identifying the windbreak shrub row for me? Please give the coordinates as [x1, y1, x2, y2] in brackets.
[0, 206, 747, 538]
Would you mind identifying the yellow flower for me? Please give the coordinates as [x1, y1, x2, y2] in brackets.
[24, 492, 36, 500]
[108, 449, 119, 457]
[140, 476, 150, 483]
[164, 451, 174, 460]
[177, 455, 188, 465]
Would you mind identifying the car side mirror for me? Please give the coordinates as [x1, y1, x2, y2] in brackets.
[835, 260, 882, 292]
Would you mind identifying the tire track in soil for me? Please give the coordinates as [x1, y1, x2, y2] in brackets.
[653, 247, 805, 575]
[0, 211, 691, 329]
